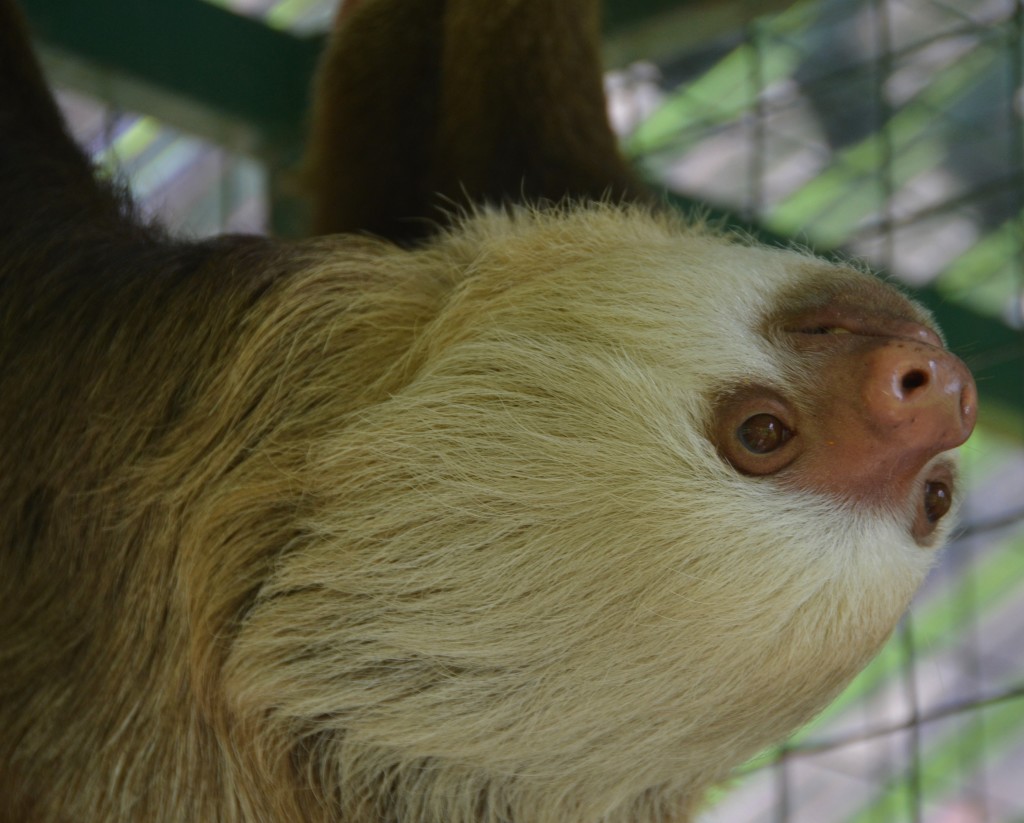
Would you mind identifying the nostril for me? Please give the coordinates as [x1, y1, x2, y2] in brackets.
[901, 369, 928, 393]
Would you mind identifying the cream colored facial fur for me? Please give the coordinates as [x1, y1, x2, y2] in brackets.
[211, 207, 943, 820]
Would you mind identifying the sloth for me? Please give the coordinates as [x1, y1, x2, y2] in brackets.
[0, 0, 976, 821]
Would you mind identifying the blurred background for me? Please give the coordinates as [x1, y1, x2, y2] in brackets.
[20, 0, 1024, 819]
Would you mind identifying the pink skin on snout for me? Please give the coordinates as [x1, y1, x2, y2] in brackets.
[788, 308, 977, 503]
[714, 285, 977, 540]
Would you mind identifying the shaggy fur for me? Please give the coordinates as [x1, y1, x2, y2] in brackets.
[0, 1, 959, 821]
[1, 203, 946, 822]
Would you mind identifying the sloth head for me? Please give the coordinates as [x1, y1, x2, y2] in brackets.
[220, 205, 975, 822]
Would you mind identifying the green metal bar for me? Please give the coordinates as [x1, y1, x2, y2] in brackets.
[20, 0, 322, 141]
[603, 0, 687, 31]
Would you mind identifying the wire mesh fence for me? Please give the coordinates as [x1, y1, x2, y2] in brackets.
[607, 0, 1024, 819]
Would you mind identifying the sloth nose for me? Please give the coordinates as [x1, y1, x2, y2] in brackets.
[863, 339, 977, 454]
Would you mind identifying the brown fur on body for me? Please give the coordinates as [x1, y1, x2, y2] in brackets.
[305, 0, 650, 243]
[1, 1, 950, 821]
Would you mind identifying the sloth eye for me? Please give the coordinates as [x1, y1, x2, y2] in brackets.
[737, 414, 793, 454]
[923, 479, 952, 523]
[798, 325, 851, 335]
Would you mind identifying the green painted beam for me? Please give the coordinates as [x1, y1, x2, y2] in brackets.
[604, 0, 691, 31]
[601, 0, 796, 67]
[928, 298, 1024, 432]
[18, 0, 787, 139]
[20, 0, 322, 144]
